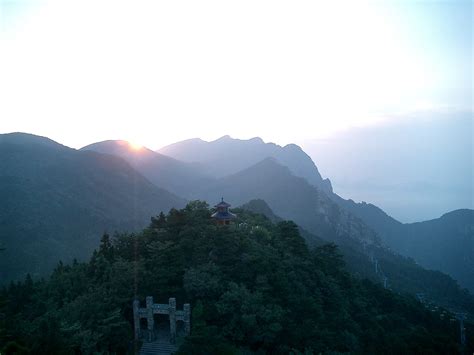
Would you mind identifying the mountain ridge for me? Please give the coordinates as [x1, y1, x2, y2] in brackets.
[81, 139, 213, 197]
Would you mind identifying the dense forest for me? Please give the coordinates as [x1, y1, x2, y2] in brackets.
[1, 202, 472, 354]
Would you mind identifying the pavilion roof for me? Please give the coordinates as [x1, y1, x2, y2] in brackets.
[211, 210, 237, 220]
[215, 198, 231, 208]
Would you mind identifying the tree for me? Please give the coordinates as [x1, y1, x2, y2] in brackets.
[98, 233, 115, 262]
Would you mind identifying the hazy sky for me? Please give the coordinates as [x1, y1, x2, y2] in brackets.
[303, 111, 473, 222]
[1, 0, 472, 149]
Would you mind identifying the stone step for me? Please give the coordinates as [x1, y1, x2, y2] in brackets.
[143, 345, 176, 351]
[139, 341, 177, 355]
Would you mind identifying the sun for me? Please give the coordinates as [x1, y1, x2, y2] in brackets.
[128, 141, 143, 151]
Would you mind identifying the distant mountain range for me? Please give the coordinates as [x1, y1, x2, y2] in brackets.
[2, 133, 473, 305]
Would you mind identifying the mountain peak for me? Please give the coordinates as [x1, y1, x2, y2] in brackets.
[249, 136, 264, 143]
[283, 143, 302, 151]
[438, 208, 474, 222]
[215, 135, 232, 141]
[213, 135, 265, 144]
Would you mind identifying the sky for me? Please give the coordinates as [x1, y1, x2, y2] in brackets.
[0, 0, 472, 221]
[0, 0, 472, 149]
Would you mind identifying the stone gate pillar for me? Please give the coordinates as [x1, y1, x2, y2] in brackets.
[183, 303, 191, 335]
[132, 299, 141, 340]
[169, 297, 176, 343]
[146, 296, 154, 342]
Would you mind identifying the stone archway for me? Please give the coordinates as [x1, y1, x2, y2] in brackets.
[133, 297, 190, 343]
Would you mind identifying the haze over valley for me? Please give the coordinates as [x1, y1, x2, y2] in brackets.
[303, 111, 473, 222]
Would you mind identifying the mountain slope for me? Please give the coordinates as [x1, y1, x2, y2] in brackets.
[0, 133, 185, 283]
[399, 210, 474, 292]
[81, 140, 213, 197]
[238, 199, 328, 248]
[343, 204, 474, 292]
[159, 135, 332, 192]
[239, 199, 283, 224]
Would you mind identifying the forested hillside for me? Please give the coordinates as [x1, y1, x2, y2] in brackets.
[1, 202, 471, 354]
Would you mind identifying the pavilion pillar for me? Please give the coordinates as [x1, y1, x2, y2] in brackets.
[132, 299, 141, 340]
[183, 303, 191, 335]
[146, 296, 154, 342]
[169, 298, 176, 343]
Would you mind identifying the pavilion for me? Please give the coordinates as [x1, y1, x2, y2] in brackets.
[211, 198, 237, 225]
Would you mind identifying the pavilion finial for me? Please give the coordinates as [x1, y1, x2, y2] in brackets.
[221, 197, 224, 202]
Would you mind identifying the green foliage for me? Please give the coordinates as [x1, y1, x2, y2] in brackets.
[1, 202, 471, 354]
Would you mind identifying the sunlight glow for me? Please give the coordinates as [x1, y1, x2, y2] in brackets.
[128, 141, 143, 151]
